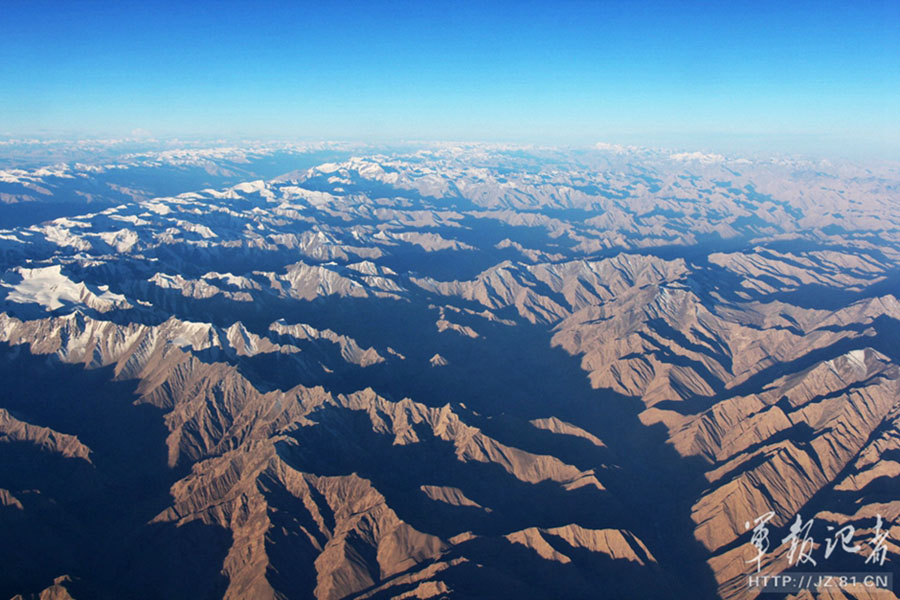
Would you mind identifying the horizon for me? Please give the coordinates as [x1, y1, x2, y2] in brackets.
[2, 135, 899, 169]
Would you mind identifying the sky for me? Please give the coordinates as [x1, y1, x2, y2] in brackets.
[1, 0, 898, 158]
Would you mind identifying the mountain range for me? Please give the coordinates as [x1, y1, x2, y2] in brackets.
[1, 141, 898, 599]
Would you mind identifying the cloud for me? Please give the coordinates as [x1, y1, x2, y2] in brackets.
[669, 151, 724, 164]
[595, 141, 628, 154]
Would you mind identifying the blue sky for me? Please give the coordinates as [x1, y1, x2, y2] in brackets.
[1, 0, 897, 157]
